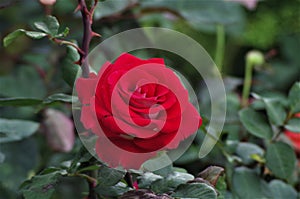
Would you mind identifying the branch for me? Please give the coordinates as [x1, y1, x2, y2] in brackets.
[76, 0, 100, 78]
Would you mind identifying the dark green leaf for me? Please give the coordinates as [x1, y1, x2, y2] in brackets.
[95, 182, 130, 198]
[284, 118, 300, 133]
[269, 180, 297, 199]
[43, 93, 75, 104]
[288, 82, 300, 114]
[77, 165, 100, 173]
[0, 97, 42, 106]
[0, 94, 74, 107]
[3, 29, 47, 47]
[61, 45, 80, 87]
[263, 99, 287, 126]
[137, 172, 163, 189]
[152, 164, 173, 177]
[172, 183, 217, 199]
[239, 108, 273, 139]
[235, 142, 264, 165]
[97, 166, 126, 186]
[33, 15, 59, 36]
[265, 142, 296, 180]
[22, 172, 62, 199]
[151, 171, 194, 194]
[232, 167, 271, 199]
[0, 119, 39, 143]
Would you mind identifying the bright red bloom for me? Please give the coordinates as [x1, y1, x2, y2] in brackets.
[284, 113, 300, 152]
[76, 53, 202, 169]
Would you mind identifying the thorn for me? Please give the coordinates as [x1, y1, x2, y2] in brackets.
[91, 31, 101, 38]
[74, 60, 81, 65]
[74, 4, 81, 13]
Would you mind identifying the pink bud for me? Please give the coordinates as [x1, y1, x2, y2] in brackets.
[39, 0, 56, 6]
[43, 109, 75, 152]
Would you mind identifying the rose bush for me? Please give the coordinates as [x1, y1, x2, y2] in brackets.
[76, 53, 202, 168]
[284, 113, 300, 152]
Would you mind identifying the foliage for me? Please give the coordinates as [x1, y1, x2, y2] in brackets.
[0, 0, 299, 198]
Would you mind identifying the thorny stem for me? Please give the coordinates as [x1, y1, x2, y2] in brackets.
[76, 0, 100, 78]
[75, 2, 100, 198]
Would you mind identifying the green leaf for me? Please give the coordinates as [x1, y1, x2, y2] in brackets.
[97, 166, 126, 186]
[25, 31, 48, 39]
[0, 119, 39, 143]
[239, 108, 273, 139]
[284, 118, 300, 133]
[3, 29, 47, 47]
[22, 172, 62, 199]
[43, 93, 75, 104]
[269, 180, 297, 199]
[265, 142, 296, 180]
[0, 97, 42, 106]
[151, 171, 194, 194]
[288, 82, 300, 114]
[232, 167, 271, 199]
[95, 182, 130, 198]
[77, 165, 100, 173]
[172, 183, 217, 199]
[235, 142, 264, 165]
[56, 27, 70, 37]
[0, 93, 74, 107]
[33, 15, 59, 36]
[137, 172, 163, 189]
[263, 99, 287, 126]
[61, 45, 80, 87]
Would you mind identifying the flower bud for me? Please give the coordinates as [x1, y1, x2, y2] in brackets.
[43, 108, 75, 152]
[39, 0, 56, 6]
[246, 50, 265, 66]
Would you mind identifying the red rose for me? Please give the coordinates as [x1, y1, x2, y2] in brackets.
[76, 53, 202, 169]
[284, 113, 300, 152]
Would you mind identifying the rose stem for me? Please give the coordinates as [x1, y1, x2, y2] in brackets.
[214, 24, 225, 73]
[77, 0, 100, 78]
[76, 1, 100, 198]
[241, 59, 254, 107]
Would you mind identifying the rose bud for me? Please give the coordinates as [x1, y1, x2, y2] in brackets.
[284, 113, 300, 152]
[76, 53, 202, 169]
[43, 108, 75, 152]
[39, 0, 56, 6]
